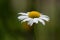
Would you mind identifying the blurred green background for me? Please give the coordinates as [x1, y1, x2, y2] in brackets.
[0, 0, 60, 40]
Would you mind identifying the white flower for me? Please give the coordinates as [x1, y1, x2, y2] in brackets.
[18, 11, 49, 26]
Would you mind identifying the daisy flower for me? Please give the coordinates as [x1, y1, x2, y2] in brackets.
[18, 11, 49, 26]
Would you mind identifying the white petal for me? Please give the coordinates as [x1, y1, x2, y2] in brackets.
[33, 18, 38, 23]
[28, 19, 33, 26]
[38, 19, 45, 25]
[18, 13, 28, 16]
[18, 16, 28, 20]
[40, 14, 49, 21]
[22, 18, 32, 22]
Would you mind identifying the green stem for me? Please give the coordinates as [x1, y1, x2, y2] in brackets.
[31, 23, 38, 40]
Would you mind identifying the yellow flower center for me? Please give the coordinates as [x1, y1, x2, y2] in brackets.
[28, 11, 40, 18]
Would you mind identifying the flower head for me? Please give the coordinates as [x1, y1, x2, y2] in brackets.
[18, 11, 49, 26]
